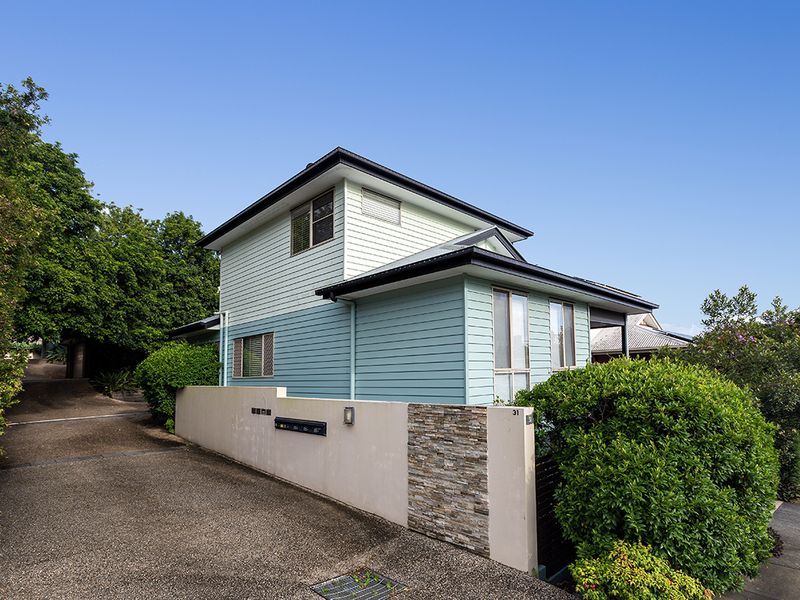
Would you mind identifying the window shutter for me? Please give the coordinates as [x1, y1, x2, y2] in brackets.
[261, 332, 274, 377]
[362, 189, 400, 224]
[233, 338, 243, 377]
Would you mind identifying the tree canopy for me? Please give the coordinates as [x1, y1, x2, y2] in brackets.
[1, 78, 219, 354]
[677, 286, 800, 500]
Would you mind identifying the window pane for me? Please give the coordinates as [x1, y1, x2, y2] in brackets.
[312, 215, 334, 245]
[513, 372, 530, 398]
[563, 303, 576, 366]
[494, 373, 512, 403]
[291, 212, 310, 254]
[493, 290, 510, 368]
[550, 301, 564, 369]
[312, 191, 334, 220]
[242, 335, 263, 377]
[511, 294, 529, 369]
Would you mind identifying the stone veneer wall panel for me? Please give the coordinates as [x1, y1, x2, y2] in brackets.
[407, 404, 489, 556]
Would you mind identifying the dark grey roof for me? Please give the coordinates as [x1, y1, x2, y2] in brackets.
[316, 245, 658, 312]
[199, 147, 534, 248]
[591, 315, 690, 354]
[169, 315, 220, 338]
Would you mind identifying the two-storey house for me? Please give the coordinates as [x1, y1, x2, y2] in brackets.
[178, 148, 657, 404]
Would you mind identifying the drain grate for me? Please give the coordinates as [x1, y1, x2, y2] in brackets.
[311, 568, 406, 599]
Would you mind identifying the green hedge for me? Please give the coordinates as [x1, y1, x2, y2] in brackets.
[516, 358, 779, 594]
[0, 346, 28, 454]
[134, 342, 219, 431]
[571, 540, 712, 599]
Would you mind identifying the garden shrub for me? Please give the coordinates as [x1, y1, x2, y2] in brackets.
[134, 342, 218, 431]
[0, 345, 28, 455]
[571, 540, 712, 599]
[516, 358, 779, 594]
[91, 370, 136, 398]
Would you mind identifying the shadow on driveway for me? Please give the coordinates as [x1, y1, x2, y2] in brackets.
[0, 381, 570, 600]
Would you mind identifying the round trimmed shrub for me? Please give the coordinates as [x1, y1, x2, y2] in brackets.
[516, 358, 779, 594]
[134, 341, 219, 431]
[571, 540, 712, 599]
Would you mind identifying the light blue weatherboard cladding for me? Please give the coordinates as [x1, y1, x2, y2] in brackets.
[227, 302, 351, 398]
[465, 278, 494, 404]
[355, 277, 466, 403]
[529, 293, 551, 382]
[574, 302, 591, 366]
[464, 278, 554, 402]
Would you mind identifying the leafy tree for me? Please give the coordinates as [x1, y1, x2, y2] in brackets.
[2, 79, 219, 356]
[700, 285, 758, 329]
[677, 286, 800, 500]
[0, 78, 49, 340]
[13, 141, 106, 343]
[0, 78, 50, 441]
[156, 212, 219, 332]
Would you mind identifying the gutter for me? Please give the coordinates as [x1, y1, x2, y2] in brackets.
[316, 247, 658, 312]
[198, 148, 534, 248]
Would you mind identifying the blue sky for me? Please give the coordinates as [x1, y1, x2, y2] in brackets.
[4, 2, 799, 334]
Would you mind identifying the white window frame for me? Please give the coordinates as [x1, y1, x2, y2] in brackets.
[549, 299, 577, 371]
[492, 287, 530, 402]
[290, 189, 334, 255]
[233, 332, 274, 378]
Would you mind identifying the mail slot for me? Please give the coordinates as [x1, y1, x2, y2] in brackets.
[274, 417, 327, 436]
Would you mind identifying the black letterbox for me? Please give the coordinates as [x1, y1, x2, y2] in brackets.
[274, 417, 327, 436]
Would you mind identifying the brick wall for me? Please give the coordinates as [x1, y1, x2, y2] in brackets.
[407, 404, 489, 556]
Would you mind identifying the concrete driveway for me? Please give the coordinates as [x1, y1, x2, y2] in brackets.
[0, 380, 571, 600]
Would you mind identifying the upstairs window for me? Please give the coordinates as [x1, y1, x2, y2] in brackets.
[291, 189, 334, 254]
[233, 332, 274, 378]
[362, 188, 401, 224]
[550, 300, 576, 370]
[493, 289, 530, 403]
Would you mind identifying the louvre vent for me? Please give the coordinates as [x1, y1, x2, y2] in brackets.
[362, 189, 400, 224]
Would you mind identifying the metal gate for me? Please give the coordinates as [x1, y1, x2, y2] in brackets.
[535, 455, 575, 581]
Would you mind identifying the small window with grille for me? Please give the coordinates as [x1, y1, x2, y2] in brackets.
[362, 188, 401, 224]
[233, 332, 274, 378]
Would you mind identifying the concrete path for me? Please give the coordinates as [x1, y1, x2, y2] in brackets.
[0, 379, 571, 600]
[723, 503, 800, 600]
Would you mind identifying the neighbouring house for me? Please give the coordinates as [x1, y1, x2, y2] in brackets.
[591, 313, 691, 363]
[180, 147, 658, 404]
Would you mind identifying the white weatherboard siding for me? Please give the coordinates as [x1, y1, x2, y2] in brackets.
[343, 181, 475, 279]
[355, 278, 466, 403]
[219, 183, 345, 326]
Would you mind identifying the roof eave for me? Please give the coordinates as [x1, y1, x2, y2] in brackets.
[315, 247, 658, 313]
[168, 315, 221, 338]
[198, 148, 534, 249]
